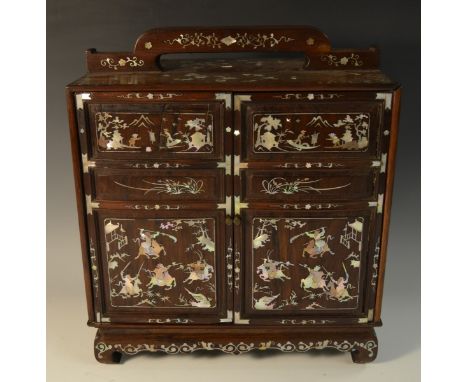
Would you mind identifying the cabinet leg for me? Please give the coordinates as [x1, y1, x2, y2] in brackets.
[350, 338, 378, 363]
[351, 347, 377, 363]
[94, 329, 122, 364]
[94, 342, 122, 364]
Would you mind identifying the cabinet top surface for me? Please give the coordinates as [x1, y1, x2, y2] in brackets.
[69, 58, 396, 90]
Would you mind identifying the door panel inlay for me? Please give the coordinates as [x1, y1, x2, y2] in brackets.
[249, 216, 366, 312]
[102, 218, 217, 309]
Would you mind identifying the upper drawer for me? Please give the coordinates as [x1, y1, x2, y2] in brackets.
[236, 93, 387, 162]
[76, 92, 230, 161]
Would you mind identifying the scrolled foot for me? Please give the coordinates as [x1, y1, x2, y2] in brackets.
[94, 342, 122, 364]
[350, 342, 378, 364]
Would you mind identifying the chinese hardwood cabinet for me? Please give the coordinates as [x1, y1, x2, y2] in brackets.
[66, 26, 401, 364]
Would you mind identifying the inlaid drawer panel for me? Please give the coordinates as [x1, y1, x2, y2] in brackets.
[91, 168, 225, 203]
[84, 100, 224, 160]
[238, 97, 385, 162]
[241, 168, 378, 202]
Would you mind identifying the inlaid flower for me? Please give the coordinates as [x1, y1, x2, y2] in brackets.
[144, 41, 153, 50]
[260, 115, 282, 130]
[340, 57, 349, 65]
[118, 58, 127, 66]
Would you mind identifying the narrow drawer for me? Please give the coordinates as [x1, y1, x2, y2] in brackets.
[241, 168, 378, 202]
[91, 168, 225, 203]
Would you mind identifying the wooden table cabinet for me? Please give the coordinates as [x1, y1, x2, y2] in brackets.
[66, 26, 400, 364]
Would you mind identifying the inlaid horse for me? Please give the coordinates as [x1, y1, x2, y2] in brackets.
[147, 264, 176, 290]
[135, 231, 166, 259]
[301, 228, 335, 258]
[300, 266, 328, 292]
[184, 253, 214, 284]
[118, 275, 142, 297]
[256, 253, 293, 282]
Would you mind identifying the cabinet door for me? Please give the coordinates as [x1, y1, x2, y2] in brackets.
[75, 92, 234, 324]
[235, 208, 378, 325]
[87, 209, 230, 324]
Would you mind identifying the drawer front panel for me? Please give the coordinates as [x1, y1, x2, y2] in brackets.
[241, 168, 377, 202]
[92, 168, 225, 203]
[84, 100, 225, 160]
[238, 96, 385, 162]
[239, 208, 375, 322]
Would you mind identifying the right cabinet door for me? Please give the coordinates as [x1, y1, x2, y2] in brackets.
[233, 92, 391, 325]
[239, 208, 379, 325]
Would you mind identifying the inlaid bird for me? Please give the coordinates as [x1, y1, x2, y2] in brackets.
[185, 288, 212, 308]
[254, 294, 280, 310]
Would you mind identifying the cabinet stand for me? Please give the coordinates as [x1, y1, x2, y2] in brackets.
[94, 327, 378, 364]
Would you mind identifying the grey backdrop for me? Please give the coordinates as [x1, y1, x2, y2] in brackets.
[47, 0, 420, 379]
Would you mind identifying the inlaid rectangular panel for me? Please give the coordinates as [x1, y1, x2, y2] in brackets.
[237, 95, 385, 162]
[240, 168, 378, 202]
[92, 209, 230, 324]
[239, 208, 375, 323]
[83, 100, 225, 160]
[92, 168, 225, 203]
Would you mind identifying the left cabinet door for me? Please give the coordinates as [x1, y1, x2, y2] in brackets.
[89, 209, 230, 324]
[73, 91, 233, 324]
